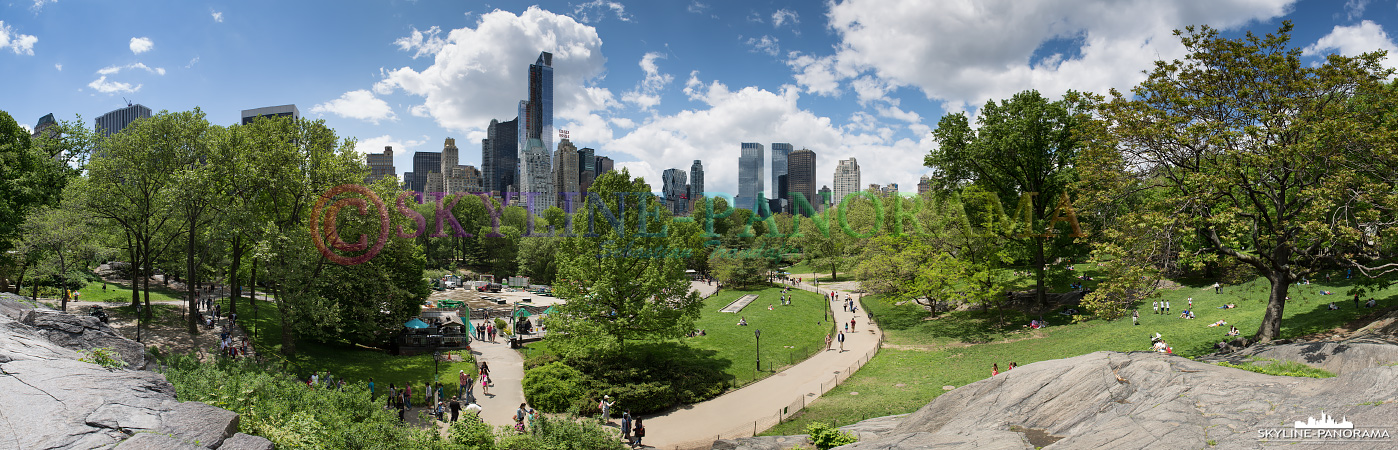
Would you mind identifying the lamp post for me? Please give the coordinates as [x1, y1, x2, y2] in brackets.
[755, 329, 761, 372]
[135, 303, 143, 343]
[434, 351, 442, 381]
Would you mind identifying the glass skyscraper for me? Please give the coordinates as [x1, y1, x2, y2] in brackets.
[737, 143, 765, 212]
[770, 143, 793, 213]
[517, 52, 554, 213]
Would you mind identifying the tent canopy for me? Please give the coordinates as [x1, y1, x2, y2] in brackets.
[542, 306, 557, 315]
[513, 308, 533, 318]
[404, 318, 431, 329]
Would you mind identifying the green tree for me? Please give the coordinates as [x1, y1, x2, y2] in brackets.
[1085, 23, 1398, 341]
[15, 199, 98, 311]
[928, 90, 1085, 311]
[548, 170, 703, 349]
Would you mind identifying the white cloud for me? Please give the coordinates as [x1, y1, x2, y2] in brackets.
[1303, 20, 1398, 70]
[572, 0, 633, 24]
[211, 11, 224, 22]
[54, 63, 61, 71]
[87, 76, 140, 94]
[30, 0, 56, 13]
[373, 7, 613, 134]
[20, 123, 32, 133]
[393, 26, 447, 59]
[129, 37, 153, 54]
[745, 35, 780, 56]
[621, 52, 673, 110]
[0, 21, 38, 55]
[1344, 0, 1368, 21]
[311, 90, 397, 124]
[687, 1, 710, 15]
[97, 62, 166, 76]
[790, 0, 1295, 112]
[772, 9, 799, 29]
[354, 134, 428, 156]
[185, 56, 200, 68]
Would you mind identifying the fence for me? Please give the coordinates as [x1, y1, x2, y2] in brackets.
[658, 279, 885, 450]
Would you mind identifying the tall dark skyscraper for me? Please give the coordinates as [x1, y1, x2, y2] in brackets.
[737, 143, 765, 211]
[787, 148, 817, 216]
[410, 151, 441, 194]
[517, 52, 554, 210]
[689, 159, 704, 207]
[577, 147, 596, 194]
[595, 156, 614, 177]
[770, 143, 792, 213]
[662, 168, 688, 215]
[94, 103, 152, 136]
[482, 118, 518, 195]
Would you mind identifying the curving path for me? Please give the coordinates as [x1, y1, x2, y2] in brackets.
[640, 277, 882, 449]
[469, 337, 529, 427]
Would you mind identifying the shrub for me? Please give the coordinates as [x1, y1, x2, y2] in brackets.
[607, 381, 672, 416]
[523, 362, 595, 413]
[447, 415, 495, 450]
[529, 415, 626, 450]
[494, 318, 510, 335]
[497, 434, 541, 450]
[79, 347, 126, 369]
[805, 422, 857, 450]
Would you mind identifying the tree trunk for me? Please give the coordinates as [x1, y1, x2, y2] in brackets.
[229, 236, 242, 316]
[186, 221, 199, 335]
[1034, 237, 1047, 312]
[1255, 274, 1291, 342]
[129, 242, 141, 309]
[276, 286, 296, 357]
[142, 256, 153, 321]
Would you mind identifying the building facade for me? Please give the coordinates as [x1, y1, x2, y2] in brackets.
[662, 168, 689, 215]
[818, 185, 832, 210]
[833, 158, 861, 208]
[787, 148, 817, 215]
[482, 118, 519, 196]
[366, 146, 396, 184]
[736, 143, 765, 211]
[410, 151, 441, 194]
[95, 104, 153, 136]
[577, 147, 596, 195]
[240, 104, 299, 125]
[918, 175, 932, 195]
[595, 156, 614, 177]
[770, 143, 793, 213]
[517, 52, 554, 209]
[518, 138, 552, 211]
[553, 139, 581, 210]
[689, 159, 704, 211]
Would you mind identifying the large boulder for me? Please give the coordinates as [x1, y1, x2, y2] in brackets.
[19, 308, 146, 369]
[1203, 336, 1398, 376]
[0, 300, 273, 450]
[836, 350, 1398, 450]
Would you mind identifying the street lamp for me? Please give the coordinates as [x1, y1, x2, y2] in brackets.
[755, 329, 761, 372]
[434, 351, 442, 381]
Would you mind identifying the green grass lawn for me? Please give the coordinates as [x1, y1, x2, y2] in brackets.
[219, 296, 477, 403]
[765, 272, 1398, 435]
[686, 285, 834, 387]
[75, 280, 184, 304]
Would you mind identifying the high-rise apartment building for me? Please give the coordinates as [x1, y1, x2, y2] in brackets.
[770, 143, 793, 213]
[881, 183, 899, 196]
[787, 149, 817, 216]
[553, 139, 581, 210]
[95, 103, 152, 136]
[689, 160, 705, 211]
[595, 156, 614, 177]
[447, 165, 483, 194]
[366, 146, 396, 184]
[482, 118, 519, 196]
[577, 147, 596, 195]
[240, 104, 299, 125]
[516, 52, 554, 211]
[918, 175, 932, 195]
[736, 143, 765, 211]
[31, 113, 57, 139]
[410, 151, 441, 194]
[833, 158, 861, 207]
[662, 168, 689, 215]
[818, 186, 832, 210]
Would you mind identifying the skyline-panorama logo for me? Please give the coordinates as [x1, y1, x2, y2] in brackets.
[1257, 409, 1391, 443]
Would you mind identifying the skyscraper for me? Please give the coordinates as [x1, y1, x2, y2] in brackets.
[787, 149, 817, 216]
[366, 146, 396, 184]
[833, 158, 861, 207]
[689, 160, 705, 211]
[553, 139, 581, 210]
[818, 186, 832, 210]
[410, 151, 441, 194]
[438, 138, 459, 193]
[94, 103, 152, 136]
[737, 143, 765, 211]
[770, 143, 793, 213]
[482, 118, 518, 196]
[918, 175, 932, 195]
[31, 113, 57, 139]
[663, 168, 689, 215]
[577, 147, 596, 195]
[517, 52, 554, 211]
[595, 156, 614, 177]
[240, 104, 299, 125]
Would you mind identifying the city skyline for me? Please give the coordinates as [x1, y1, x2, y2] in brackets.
[4, 1, 1393, 198]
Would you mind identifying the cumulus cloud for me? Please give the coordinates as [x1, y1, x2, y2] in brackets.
[87, 76, 140, 93]
[1343, 0, 1368, 21]
[788, 0, 1294, 112]
[1303, 20, 1398, 70]
[30, 0, 55, 13]
[54, 63, 61, 71]
[211, 11, 224, 22]
[373, 7, 613, 134]
[394, 26, 447, 59]
[745, 35, 780, 56]
[772, 9, 799, 29]
[621, 52, 673, 110]
[311, 90, 397, 124]
[129, 37, 153, 54]
[572, 0, 633, 24]
[0, 21, 38, 55]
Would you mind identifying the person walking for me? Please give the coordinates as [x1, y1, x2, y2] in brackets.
[1152, 301, 1159, 315]
[516, 403, 529, 426]
[481, 372, 490, 395]
[850, 317, 856, 332]
[1132, 309, 1139, 326]
[825, 333, 832, 350]
[404, 383, 413, 410]
[621, 411, 633, 443]
[1164, 300, 1170, 313]
[450, 397, 461, 422]
[458, 370, 470, 400]
[631, 418, 645, 448]
[837, 331, 846, 351]
[599, 395, 615, 423]
[368, 377, 375, 398]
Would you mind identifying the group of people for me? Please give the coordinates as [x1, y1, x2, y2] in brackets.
[600, 396, 646, 448]
[476, 321, 500, 342]
[990, 361, 1018, 376]
[1151, 333, 1172, 353]
[825, 330, 847, 351]
[1152, 300, 1172, 315]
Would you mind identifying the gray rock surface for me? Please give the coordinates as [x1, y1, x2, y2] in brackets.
[0, 297, 272, 450]
[838, 414, 907, 441]
[710, 435, 811, 450]
[1201, 336, 1398, 376]
[18, 306, 146, 369]
[833, 350, 1398, 450]
[219, 433, 275, 450]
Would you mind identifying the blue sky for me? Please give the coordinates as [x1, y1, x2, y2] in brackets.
[3, 0, 1398, 198]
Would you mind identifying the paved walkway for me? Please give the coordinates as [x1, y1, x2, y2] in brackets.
[469, 336, 528, 427]
[642, 278, 882, 449]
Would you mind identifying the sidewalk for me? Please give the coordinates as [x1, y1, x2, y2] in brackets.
[642, 279, 882, 449]
[470, 337, 528, 427]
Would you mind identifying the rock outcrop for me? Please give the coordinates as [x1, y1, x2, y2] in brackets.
[830, 350, 1398, 450]
[0, 294, 273, 450]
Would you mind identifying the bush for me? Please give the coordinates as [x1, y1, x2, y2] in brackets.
[497, 434, 541, 450]
[607, 381, 671, 416]
[529, 415, 626, 450]
[447, 415, 495, 450]
[78, 347, 126, 369]
[523, 362, 595, 413]
[494, 317, 510, 335]
[805, 422, 857, 450]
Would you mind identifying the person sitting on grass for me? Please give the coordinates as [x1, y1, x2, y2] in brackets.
[738, 317, 748, 326]
[1329, 302, 1340, 310]
[1180, 310, 1195, 319]
[1366, 298, 1377, 308]
[1226, 325, 1240, 336]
